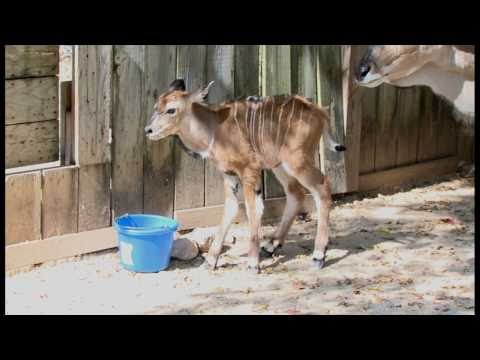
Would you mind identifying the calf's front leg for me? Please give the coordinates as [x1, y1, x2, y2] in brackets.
[204, 175, 240, 269]
[242, 179, 264, 273]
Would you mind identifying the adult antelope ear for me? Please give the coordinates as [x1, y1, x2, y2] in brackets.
[169, 79, 186, 92]
[191, 81, 215, 102]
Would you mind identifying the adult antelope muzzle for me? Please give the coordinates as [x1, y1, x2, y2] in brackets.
[146, 79, 346, 273]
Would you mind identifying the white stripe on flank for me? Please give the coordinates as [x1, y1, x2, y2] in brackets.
[251, 103, 258, 152]
[270, 97, 275, 139]
[233, 102, 241, 134]
[260, 97, 268, 155]
[282, 100, 295, 147]
[257, 101, 263, 155]
[245, 101, 250, 136]
[276, 98, 288, 150]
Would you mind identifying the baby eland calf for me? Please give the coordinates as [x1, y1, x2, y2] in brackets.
[145, 79, 346, 273]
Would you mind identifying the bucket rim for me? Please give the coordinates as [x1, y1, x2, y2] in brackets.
[114, 213, 179, 233]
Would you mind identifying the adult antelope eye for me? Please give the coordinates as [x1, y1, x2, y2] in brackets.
[166, 108, 176, 114]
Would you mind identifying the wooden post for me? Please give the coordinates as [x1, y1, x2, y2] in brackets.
[317, 45, 347, 194]
[291, 45, 320, 168]
[205, 45, 235, 206]
[143, 45, 177, 217]
[262, 45, 291, 199]
[111, 45, 146, 217]
[174, 45, 208, 211]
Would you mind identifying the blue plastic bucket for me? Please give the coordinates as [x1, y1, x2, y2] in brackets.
[113, 214, 179, 273]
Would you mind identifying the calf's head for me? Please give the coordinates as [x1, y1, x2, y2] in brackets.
[145, 79, 215, 140]
[355, 45, 442, 87]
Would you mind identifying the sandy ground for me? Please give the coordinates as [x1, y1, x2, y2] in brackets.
[5, 173, 475, 315]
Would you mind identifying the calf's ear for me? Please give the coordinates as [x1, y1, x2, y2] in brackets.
[190, 81, 215, 103]
[169, 79, 186, 91]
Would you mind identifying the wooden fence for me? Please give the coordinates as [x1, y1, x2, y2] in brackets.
[5, 45, 474, 271]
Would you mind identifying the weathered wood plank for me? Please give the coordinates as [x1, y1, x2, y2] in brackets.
[359, 88, 378, 174]
[291, 45, 321, 168]
[42, 166, 79, 238]
[417, 87, 439, 162]
[6, 227, 117, 271]
[174, 45, 207, 210]
[78, 163, 111, 232]
[5, 45, 58, 79]
[234, 45, 260, 97]
[291, 45, 317, 99]
[317, 45, 347, 194]
[342, 45, 365, 192]
[75, 45, 112, 165]
[5, 76, 58, 125]
[174, 195, 316, 231]
[111, 45, 145, 218]
[456, 126, 475, 164]
[262, 45, 291, 198]
[59, 81, 72, 165]
[396, 87, 422, 167]
[205, 45, 235, 206]
[234, 45, 260, 202]
[436, 98, 458, 158]
[143, 45, 177, 217]
[6, 120, 59, 168]
[5, 171, 42, 245]
[359, 156, 458, 192]
[374, 84, 398, 171]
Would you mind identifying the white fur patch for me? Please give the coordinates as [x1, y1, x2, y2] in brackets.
[255, 193, 264, 218]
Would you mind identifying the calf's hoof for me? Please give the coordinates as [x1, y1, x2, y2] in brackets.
[312, 257, 325, 270]
[247, 265, 261, 274]
[260, 239, 282, 257]
[203, 255, 218, 270]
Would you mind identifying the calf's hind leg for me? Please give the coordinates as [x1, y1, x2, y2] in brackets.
[261, 166, 305, 256]
[282, 161, 332, 269]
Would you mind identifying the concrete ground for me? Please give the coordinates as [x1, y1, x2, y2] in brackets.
[5, 173, 474, 315]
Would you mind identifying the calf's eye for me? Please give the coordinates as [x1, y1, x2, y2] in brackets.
[166, 108, 176, 114]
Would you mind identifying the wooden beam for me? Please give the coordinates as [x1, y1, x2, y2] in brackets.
[6, 120, 59, 168]
[6, 76, 58, 125]
[75, 45, 112, 166]
[6, 227, 118, 271]
[5, 171, 42, 245]
[42, 166, 79, 238]
[359, 156, 459, 192]
[78, 163, 111, 232]
[5, 45, 58, 79]
[174, 195, 316, 231]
